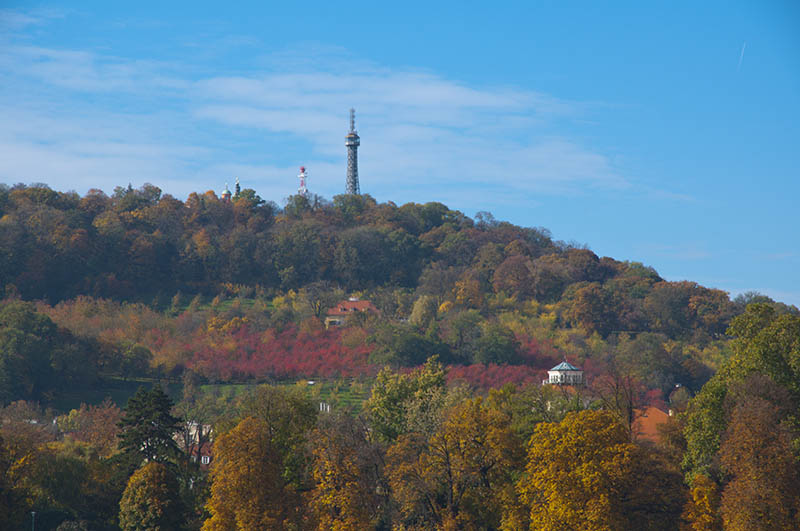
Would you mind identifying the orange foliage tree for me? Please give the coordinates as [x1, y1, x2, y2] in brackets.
[203, 417, 299, 530]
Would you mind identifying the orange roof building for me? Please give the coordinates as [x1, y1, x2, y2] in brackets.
[188, 441, 213, 470]
[325, 297, 379, 328]
[632, 406, 670, 444]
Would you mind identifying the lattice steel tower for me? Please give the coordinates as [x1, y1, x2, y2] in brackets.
[345, 108, 360, 194]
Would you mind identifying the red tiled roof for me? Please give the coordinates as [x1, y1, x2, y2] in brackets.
[326, 299, 379, 316]
[188, 441, 213, 458]
[632, 406, 670, 444]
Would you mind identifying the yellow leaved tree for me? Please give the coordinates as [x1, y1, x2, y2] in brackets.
[202, 416, 291, 530]
[511, 409, 683, 531]
[681, 474, 721, 531]
[387, 397, 522, 530]
[309, 412, 389, 530]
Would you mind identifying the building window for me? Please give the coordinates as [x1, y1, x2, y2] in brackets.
[201, 456, 210, 465]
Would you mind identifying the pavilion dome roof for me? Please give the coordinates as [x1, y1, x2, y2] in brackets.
[550, 361, 581, 372]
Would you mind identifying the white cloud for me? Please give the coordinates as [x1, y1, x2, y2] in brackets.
[0, 44, 188, 94]
[0, 11, 626, 203]
[0, 7, 65, 32]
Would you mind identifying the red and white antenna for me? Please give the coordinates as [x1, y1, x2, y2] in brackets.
[298, 166, 309, 197]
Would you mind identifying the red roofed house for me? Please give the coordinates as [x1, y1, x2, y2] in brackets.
[325, 297, 379, 328]
[188, 441, 214, 470]
[632, 406, 670, 444]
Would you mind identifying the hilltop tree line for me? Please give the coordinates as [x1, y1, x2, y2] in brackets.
[3, 182, 792, 400]
[0, 182, 766, 342]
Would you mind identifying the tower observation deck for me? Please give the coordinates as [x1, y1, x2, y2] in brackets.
[345, 108, 360, 194]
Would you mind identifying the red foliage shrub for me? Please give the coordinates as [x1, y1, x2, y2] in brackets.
[446, 363, 545, 390]
[189, 325, 377, 381]
[516, 334, 561, 367]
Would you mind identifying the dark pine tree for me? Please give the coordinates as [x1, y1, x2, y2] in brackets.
[118, 386, 182, 464]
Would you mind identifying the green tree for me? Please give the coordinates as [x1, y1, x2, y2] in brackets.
[365, 358, 447, 442]
[0, 301, 55, 403]
[0, 301, 98, 405]
[273, 220, 323, 289]
[117, 387, 182, 463]
[409, 294, 438, 330]
[232, 384, 318, 493]
[119, 462, 184, 531]
[474, 321, 521, 365]
[441, 309, 483, 363]
[683, 303, 800, 480]
[332, 193, 375, 225]
[369, 323, 453, 367]
[23, 439, 122, 530]
[487, 383, 586, 443]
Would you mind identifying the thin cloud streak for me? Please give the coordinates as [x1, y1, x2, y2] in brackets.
[737, 41, 746, 71]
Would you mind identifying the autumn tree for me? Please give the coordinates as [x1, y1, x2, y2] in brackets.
[491, 254, 534, 299]
[233, 384, 318, 492]
[58, 398, 122, 457]
[387, 397, 522, 530]
[119, 462, 184, 531]
[562, 282, 621, 337]
[718, 392, 800, 530]
[512, 410, 682, 531]
[203, 416, 300, 530]
[453, 269, 486, 309]
[681, 474, 722, 531]
[0, 434, 27, 530]
[309, 412, 389, 530]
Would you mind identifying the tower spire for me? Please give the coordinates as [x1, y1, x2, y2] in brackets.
[345, 108, 360, 194]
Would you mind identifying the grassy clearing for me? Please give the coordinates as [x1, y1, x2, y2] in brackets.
[51, 374, 370, 416]
[199, 378, 371, 413]
[53, 377, 183, 412]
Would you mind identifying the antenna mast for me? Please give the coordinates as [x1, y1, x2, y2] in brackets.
[298, 166, 309, 197]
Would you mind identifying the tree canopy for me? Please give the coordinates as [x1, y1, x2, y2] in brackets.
[117, 387, 182, 464]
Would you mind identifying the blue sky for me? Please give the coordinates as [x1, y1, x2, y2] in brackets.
[1, 1, 798, 306]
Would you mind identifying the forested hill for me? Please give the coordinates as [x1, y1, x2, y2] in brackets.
[1, 182, 791, 328]
[1, 182, 796, 400]
[3, 182, 800, 530]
